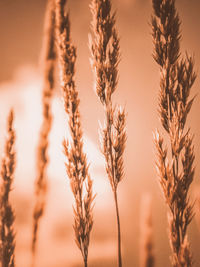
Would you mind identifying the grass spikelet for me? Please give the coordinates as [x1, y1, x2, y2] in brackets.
[55, 1, 95, 266]
[89, 1, 126, 266]
[0, 110, 16, 267]
[31, 0, 56, 262]
[140, 194, 154, 267]
[152, 0, 196, 266]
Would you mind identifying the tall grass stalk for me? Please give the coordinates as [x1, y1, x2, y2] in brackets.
[0, 110, 16, 267]
[89, 1, 126, 266]
[152, 0, 196, 266]
[31, 0, 56, 263]
[140, 194, 154, 267]
[55, 1, 95, 266]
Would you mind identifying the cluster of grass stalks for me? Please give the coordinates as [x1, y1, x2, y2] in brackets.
[0, 0, 198, 266]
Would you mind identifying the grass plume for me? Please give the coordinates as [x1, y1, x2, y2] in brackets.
[152, 0, 196, 266]
[89, 1, 126, 266]
[55, 1, 95, 266]
[31, 0, 56, 262]
[0, 110, 16, 267]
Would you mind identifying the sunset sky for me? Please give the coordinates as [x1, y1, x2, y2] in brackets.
[0, 0, 200, 266]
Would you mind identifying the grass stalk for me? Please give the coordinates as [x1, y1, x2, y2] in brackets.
[31, 0, 56, 263]
[55, 1, 95, 266]
[152, 0, 196, 266]
[140, 194, 154, 267]
[89, 1, 126, 266]
[114, 189, 122, 267]
[0, 110, 16, 267]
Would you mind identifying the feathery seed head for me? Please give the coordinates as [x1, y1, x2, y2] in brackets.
[0, 110, 16, 267]
[56, 0, 94, 264]
[152, 0, 196, 266]
[32, 0, 56, 260]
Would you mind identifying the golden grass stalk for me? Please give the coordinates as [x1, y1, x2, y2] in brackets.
[152, 0, 196, 266]
[89, 1, 126, 266]
[140, 194, 154, 267]
[31, 0, 56, 262]
[55, 1, 94, 266]
[0, 110, 16, 267]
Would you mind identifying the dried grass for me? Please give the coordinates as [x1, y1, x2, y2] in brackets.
[152, 0, 196, 266]
[140, 194, 154, 267]
[31, 0, 56, 263]
[0, 1, 199, 266]
[89, 1, 126, 266]
[0, 110, 16, 267]
[55, 1, 95, 266]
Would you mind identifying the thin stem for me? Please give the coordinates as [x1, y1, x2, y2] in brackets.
[107, 107, 122, 267]
[114, 189, 122, 267]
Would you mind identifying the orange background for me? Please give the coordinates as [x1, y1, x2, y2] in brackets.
[0, 0, 200, 266]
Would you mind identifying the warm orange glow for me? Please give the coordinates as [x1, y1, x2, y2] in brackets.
[0, 1, 200, 266]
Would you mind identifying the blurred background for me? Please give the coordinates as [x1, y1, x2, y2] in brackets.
[0, 0, 200, 266]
